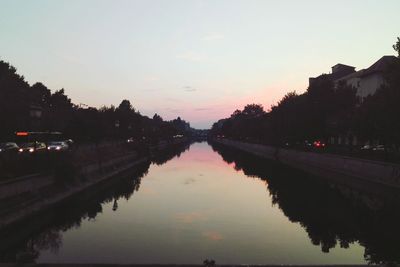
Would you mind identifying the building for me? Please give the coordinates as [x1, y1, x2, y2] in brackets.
[335, 55, 398, 99]
[310, 56, 398, 99]
[309, 63, 355, 87]
[309, 56, 398, 100]
[309, 55, 398, 147]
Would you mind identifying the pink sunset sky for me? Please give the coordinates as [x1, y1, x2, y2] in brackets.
[1, 0, 399, 128]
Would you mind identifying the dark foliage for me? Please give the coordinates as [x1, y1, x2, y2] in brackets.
[0, 60, 192, 143]
[211, 80, 358, 146]
[211, 38, 400, 150]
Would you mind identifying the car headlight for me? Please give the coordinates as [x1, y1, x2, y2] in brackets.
[29, 148, 34, 153]
[56, 146, 61, 150]
[19, 148, 23, 152]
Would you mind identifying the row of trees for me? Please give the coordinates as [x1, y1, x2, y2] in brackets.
[211, 38, 400, 149]
[210, 80, 360, 145]
[0, 61, 192, 143]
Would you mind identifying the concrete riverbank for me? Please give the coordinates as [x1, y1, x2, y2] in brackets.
[214, 139, 400, 190]
[0, 139, 189, 231]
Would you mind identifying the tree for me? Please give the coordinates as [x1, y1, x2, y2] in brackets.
[242, 104, 265, 117]
[393, 37, 400, 58]
[47, 89, 74, 131]
[270, 91, 308, 144]
[114, 100, 137, 138]
[152, 113, 163, 122]
[30, 82, 51, 107]
[50, 89, 73, 110]
[230, 109, 242, 119]
[118, 99, 133, 112]
[355, 58, 400, 146]
[0, 60, 30, 139]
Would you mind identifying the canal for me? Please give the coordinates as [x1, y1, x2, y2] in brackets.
[1, 141, 400, 264]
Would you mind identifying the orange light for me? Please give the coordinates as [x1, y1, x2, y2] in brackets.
[16, 132, 29, 136]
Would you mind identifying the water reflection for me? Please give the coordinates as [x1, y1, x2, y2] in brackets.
[1, 141, 399, 264]
[152, 142, 192, 166]
[210, 141, 400, 264]
[0, 142, 192, 263]
[0, 160, 150, 262]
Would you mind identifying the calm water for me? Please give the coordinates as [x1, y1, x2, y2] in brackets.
[2, 142, 400, 264]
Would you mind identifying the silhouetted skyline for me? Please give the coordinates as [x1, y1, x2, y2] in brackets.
[0, 0, 399, 128]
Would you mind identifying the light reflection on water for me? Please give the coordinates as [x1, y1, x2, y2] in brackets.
[3, 141, 400, 264]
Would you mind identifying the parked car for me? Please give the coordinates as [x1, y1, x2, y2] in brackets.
[313, 140, 326, 148]
[0, 142, 19, 160]
[361, 144, 373, 150]
[126, 137, 136, 143]
[372, 145, 385, 152]
[64, 139, 74, 147]
[47, 141, 69, 152]
[0, 142, 19, 154]
[18, 142, 47, 154]
[304, 140, 313, 147]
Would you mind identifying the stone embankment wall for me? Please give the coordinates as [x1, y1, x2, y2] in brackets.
[0, 153, 144, 230]
[215, 139, 400, 189]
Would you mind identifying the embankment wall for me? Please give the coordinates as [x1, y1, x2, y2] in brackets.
[215, 139, 400, 189]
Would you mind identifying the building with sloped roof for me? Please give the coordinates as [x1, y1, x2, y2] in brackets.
[309, 55, 398, 147]
[309, 63, 356, 88]
[335, 55, 398, 99]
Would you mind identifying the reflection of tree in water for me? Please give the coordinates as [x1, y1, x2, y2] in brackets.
[152, 141, 192, 166]
[1, 141, 194, 263]
[0, 161, 150, 262]
[211, 141, 400, 264]
[0, 141, 194, 262]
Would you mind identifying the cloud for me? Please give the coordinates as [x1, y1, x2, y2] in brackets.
[184, 86, 197, 92]
[164, 98, 182, 103]
[202, 231, 223, 241]
[144, 75, 160, 82]
[202, 33, 224, 41]
[164, 107, 182, 113]
[177, 51, 207, 62]
[194, 107, 212, 111]
[145, 88, 162, 92]
[175, 211, 207, 224]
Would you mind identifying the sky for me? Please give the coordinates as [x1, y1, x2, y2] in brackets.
[0, 0, 399, 129]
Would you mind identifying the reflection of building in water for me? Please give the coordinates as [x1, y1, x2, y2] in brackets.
[211, 141, 400, 264]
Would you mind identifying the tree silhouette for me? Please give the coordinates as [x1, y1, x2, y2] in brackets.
[242, 104, 265, 117]
[0, 60, 193, 143]
[393, 37, 400, 58]
[152, 113, 163, 122]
